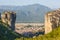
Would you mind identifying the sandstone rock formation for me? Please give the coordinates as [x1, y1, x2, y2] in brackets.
[45, 9, 60, 34]
[1, 11, 16, 30]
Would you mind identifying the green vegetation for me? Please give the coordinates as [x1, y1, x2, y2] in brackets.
[16, 26, 60, 40]
[0, 21, 20, 40]
[0, 19, 60, 40]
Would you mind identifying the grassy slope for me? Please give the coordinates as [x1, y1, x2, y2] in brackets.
[37, 26, 60, 40]
[16, 26, 60, 40]
[0, 21, 20, 40]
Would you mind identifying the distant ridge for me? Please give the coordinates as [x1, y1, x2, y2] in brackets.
[0, 4, 52, 23]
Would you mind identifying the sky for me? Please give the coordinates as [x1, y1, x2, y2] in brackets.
[0, 0, 60, 9]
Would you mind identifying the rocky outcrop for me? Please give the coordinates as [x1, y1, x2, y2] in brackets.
[45, 9, 60, 34]
[1, 11, 16, 30]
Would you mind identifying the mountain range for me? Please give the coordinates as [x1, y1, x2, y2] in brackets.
[0, 4, 52, 23]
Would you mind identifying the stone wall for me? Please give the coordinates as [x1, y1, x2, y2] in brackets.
[1, 11, 16, 30]
[45, 9, 60, 34]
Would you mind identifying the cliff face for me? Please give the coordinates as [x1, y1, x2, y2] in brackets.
[1, 11, 16, 30]
[45, 9, 60, 34]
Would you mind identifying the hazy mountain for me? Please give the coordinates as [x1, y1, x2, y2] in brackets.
[0, 4, 52, 23]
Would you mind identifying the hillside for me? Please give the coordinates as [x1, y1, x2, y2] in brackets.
[0, 21, 20, 40]
[16, 26, 60, 40]
[37, 26, 60, 40]
[0, 4, 52, 23]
